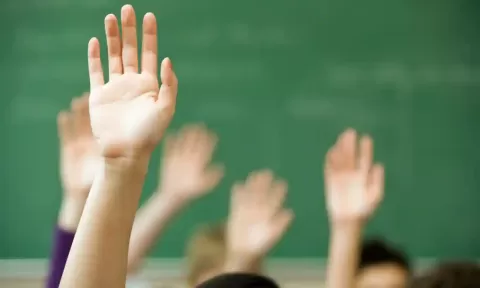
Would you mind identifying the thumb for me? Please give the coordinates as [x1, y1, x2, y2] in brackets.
[57, 111, 74, 145]
[154, 58, 178, 135]
[157, 57, 178, 108]
[267, 209, 294, 249]
[203, 164, 225, 190]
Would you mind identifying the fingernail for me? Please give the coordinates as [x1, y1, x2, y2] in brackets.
[164, 57, 172, 69]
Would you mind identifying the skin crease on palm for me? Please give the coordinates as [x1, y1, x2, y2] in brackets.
[355, 263, 409, 288]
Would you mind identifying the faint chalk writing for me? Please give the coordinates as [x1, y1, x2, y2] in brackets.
[8, 0, 109, 10]
[176, 60, 264, 82]
[9, 96, 61, 124]
[20, 61, 87, 82]
[285, 97, 336, 119]
[13, 29, 92, 53]
[195, 100, 244, 120]
[179, 24, 289, 48]
[285, 95, 397, 123]
[327, 63, 480, 87]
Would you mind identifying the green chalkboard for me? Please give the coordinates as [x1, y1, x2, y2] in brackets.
[1, 0, 480, 259]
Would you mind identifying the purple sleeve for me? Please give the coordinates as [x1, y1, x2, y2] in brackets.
[45, 226, 75, 288]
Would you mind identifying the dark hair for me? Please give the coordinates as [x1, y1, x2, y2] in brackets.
[410, 261, 480, 288]
[358, 238, 410, 274]
[197, 273, 280, 288]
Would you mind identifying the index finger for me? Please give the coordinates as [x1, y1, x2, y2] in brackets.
[141, 12, 158, 76]
[88, 37, 105, 90]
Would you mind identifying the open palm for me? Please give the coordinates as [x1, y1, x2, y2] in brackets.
[87, 5, 178, 158]
[58, 94, 100, 196]
[228, 170, 293, 259]
[159, 124, 224, 199]
[324, 129, 384, 223]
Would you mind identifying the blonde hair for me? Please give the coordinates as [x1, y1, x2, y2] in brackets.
[186, 222, 227, 287]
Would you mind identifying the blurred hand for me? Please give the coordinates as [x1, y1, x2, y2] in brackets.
[324, 129, 384, 225]
[58, 93, 99, 198]
[226, 170, 294, 271]
[158, 124, 224, 201]
[88, 5, 178, 159]
[57, 93, 100, 230]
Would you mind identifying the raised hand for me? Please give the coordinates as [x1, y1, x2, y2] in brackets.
[57, 93, 99, 198]
[159, 124, 224, 200]
[57, 93, 100, 231]
[88, 5, 178, 159]
[226, 170, 294, 271]
[324, 129, 384, 224]
[127, 125, 224, 272]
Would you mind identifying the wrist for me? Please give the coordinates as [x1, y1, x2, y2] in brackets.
[224, 255, 260, 274]
[156, 190, 189, 206]
[58, 197, 87, 232]
[330, 221, 363, 239]
[146, 191, 188, 220]
[155, 186, 193, 205]
[102, 154, 150, 176]
[331, 217, 364, 230]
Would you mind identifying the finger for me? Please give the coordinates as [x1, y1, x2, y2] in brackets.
[71, 94, 89, 111]
[269, 209, 294, 247]
[72, 95, 92, 136]
[141, 12, 157, 76]
[174, 124, 198, 153]
[230, 182, 246, 214]
[358, 135, 373, 173]
[57, 111, 74, 144]
[70, 97, 81, 111]
[203, 129, 219, 156]
[155, 58, 178, 118]
[368, 164, 385, 208]
[246, 170, 274, 202]
[182, 124, 203, 153]
[193, 124, 214, 155]
[162, 133, 177, 156]
[121, 5, 138, 73]
[338, 128, 357, 170]
[195, 129, 218, 165]
[324, 147, 335, 173]
[157, 57, 178, 105]
[105, 14, 123, 79]
[88, 37, 104, 90]
[203, 164, 225, 190]
[327, 147, 343, 172]
[268, 180, 288, 216]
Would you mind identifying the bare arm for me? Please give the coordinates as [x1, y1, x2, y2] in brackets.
[59, 4, 178, 287]
[56, 93, 97, 233]
[47, 94, 98, 288]
[225, 170, 293, 274]
[326, 223, 363, 288]
[127, 192, 185, 272]
[324, 129, 384, 288]
[127, 124, 223, 273]
[60, 157, 148, 287]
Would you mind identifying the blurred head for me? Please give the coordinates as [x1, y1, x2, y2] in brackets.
[185, 222, 264, 287]
[186, 223, 227, 287]
[410, 261, 480, 288]
[355, 238, 411, 288]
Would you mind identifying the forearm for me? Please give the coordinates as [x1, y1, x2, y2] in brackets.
[325, 223, 363, 288]
[225, 255, 264, 275]
[57, 196, 87, 232]
[46, 194, 86, 288]
[127, 192, 186, 273]
[60, 157, 149, 288]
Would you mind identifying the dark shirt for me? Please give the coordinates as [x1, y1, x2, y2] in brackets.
[45, 226, 75, 288]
